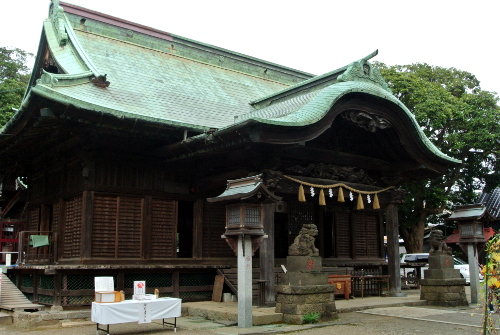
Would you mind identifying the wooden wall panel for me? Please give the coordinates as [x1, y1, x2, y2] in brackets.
[63, 195, 82, 258]
[334, 212, 351, 258]
[28, 207, 40, 231]
[365, 214, 380, 256]
[52, 202, 60, 233]
[117, 196, 143, 258]
[91, 194, 117, 257]
[151, 199, 177, 258]
[65, 161, 84, 193]
[30, 174, 45, 204]
[94, 160, 154, 190]
[202, 202, 232, 258]
[91, 195, 144, 258]
[353, 212, 380, 258]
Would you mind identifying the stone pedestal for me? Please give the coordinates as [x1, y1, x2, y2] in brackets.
[275, 256, 338, 324]
[420, 255, 468, 307]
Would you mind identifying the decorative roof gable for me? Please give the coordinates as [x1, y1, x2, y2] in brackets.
[337, 50, 391, 93]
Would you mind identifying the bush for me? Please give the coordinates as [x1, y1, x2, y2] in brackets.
[302, 312, 320, 324]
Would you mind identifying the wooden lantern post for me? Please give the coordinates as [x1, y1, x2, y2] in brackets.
[207, 175, 281, 328]
[447, 204, 492, 304]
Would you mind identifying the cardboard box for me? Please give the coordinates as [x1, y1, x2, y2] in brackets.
[95, 291, 123, 303]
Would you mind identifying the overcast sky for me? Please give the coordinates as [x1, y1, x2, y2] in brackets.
[2, 0, 499, 96]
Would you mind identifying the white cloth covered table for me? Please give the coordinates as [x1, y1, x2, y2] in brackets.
[91, 297, 181, 333]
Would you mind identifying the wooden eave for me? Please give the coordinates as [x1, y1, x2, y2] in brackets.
[156, 93, 459, 180]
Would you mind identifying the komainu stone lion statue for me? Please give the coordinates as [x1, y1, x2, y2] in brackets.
[288, 224, 319, 256]
[429, 229, 452, 256]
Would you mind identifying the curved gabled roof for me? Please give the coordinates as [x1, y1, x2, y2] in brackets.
[238, 80, 459, 164]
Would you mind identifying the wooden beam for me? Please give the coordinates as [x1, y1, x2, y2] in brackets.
[282, 146, 392, 172]
[259, 203, 275, 304]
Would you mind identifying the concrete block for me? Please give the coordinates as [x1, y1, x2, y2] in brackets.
[0, 312, 12, 325]
[320, 311, 338, 322]
[283, 314, 304, 325]
[275, 284, 335, 295]
[253, 313, 283, 326]
[420, 278, 466, 286]
[276, 292, 332, 304]
[279, 272, 328, 286]
[323, 302, 337, 313]
[286, 256, 322, 272]
[443, 292, 461, 301]
[428, 255, 454, 269]
[280, 302, 329, 315]
[423, 268, 461, 279]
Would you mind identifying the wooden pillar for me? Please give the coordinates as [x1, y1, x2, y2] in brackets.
[172, 271, 180, 298]
[386, 203, 405, 296]
[53, 272, 62, 306]
[192, 200, 204, 259]
[33, 273, 39, 303]
[40, 204, 51, 232]
[117, 271, 125, 292]
[259, 203, 275, 305]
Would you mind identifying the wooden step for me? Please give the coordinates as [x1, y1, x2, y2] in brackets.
[0, 275, 44, 311]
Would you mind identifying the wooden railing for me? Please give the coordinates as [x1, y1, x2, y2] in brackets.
[17, 231, 58, 265]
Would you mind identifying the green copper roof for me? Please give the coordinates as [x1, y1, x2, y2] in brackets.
[1, 1, 459, 168]
[29, 13, 291, 130]
[236, 80, 460, 164]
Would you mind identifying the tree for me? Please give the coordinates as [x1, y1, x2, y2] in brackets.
[0, 47, 33, 127]
[375, 62, 500, 253]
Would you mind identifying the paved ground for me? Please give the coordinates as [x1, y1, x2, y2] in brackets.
[0, 305, 495, 335]
[0, 287, 497, 335]
[0, 306, 496, 335]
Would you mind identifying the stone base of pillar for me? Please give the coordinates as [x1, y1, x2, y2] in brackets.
[275, 256, 338, 324]
[420, 255, 468, 307]
[420, 279, 468, 307]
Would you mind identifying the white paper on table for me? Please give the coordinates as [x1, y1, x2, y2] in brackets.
[138, 301, 152, 324]
[134, 281, 146, 295]
[94, 277, 114, 292]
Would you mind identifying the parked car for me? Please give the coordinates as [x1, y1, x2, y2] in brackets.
[400, 253, 482, 284]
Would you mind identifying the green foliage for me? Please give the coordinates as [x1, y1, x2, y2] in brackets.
[302, 312, 320, 324]
[375, 62, 500, 252]
[0, 47, 33, 127]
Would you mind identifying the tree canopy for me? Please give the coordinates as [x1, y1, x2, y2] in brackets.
[375, 62, 500, 253]
[0, 47, 33, 127]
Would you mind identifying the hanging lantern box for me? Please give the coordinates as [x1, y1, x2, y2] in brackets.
[224, 204, 265, 236]
[458, 221, 485, 243]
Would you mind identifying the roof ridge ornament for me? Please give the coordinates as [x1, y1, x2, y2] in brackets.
[337, 50, 392, 93]
[49, 0, 68, 46]
[91, 75, 111, 88]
